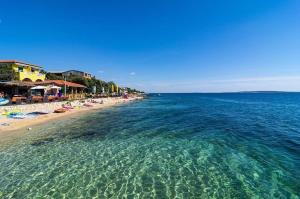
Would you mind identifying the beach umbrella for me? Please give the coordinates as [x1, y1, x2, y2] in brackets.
[50, 85, 61, 89]
[30, 86, 47, 90]
[111, 84, 114, 93]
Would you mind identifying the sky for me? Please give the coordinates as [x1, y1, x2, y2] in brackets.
[0, 0, 299, 92]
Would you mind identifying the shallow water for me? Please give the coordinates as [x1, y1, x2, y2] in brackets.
[0, 93, 299, 198]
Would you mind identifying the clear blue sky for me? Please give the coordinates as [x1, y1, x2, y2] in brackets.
[0, 0, 299, 92]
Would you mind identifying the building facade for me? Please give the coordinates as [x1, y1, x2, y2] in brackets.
[0, 60, 46, 82]
[62, 70, 92, 79]
[47, 70, 92, 79]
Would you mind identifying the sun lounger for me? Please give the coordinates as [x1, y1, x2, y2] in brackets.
[62, 104, 73, 110]
[54, 108, 67, 113]
[84, 103, 93, 107]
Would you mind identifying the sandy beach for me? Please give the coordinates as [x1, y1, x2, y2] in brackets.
[0, 96, 142, 135]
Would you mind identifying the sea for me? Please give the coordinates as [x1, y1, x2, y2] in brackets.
[0, 93, 299, 198]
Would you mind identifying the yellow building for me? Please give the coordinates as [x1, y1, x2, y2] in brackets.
[0, 60, 46, 82]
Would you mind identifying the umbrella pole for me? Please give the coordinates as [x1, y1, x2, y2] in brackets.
[64, 76, 67, 96]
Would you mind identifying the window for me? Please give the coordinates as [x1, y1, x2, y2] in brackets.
[31, 68, 35, 73]
[18, 67, 23, 72]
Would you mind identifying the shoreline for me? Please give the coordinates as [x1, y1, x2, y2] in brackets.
[0, 96, 143, 136]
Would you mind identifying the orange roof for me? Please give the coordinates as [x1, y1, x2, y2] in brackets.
[36, 80, 86, 88]
[0, 60, 42, 68]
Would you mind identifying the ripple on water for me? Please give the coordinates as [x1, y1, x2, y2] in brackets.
[0, 94, 300, 198]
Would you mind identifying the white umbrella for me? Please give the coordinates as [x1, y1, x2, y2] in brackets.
[50, 85, 61, 90]
[30, 86, 47, 90]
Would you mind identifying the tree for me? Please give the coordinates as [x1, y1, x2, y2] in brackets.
[45, 72, 142, 94]
[46, 73, 64, 80]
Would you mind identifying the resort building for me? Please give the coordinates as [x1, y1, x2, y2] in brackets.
[63, 70, 92, 79]
[48, 70, 92, 79]
[0, 60, 46, 82]
[47, 71, 64, 77]
[0, 60, 87, 102]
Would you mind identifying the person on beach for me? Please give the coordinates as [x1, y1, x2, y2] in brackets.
[0, 92, 5, 98]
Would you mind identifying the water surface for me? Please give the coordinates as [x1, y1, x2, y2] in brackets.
[0, 93, 299, 198]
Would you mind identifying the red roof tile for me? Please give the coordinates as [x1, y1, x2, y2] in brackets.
[36, 80, 86, 88]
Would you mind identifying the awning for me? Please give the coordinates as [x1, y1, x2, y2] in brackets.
[36, 80, 86, 88]
[0, 81, 35, 87]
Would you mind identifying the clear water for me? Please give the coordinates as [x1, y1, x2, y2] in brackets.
[0, 93, 299, 198]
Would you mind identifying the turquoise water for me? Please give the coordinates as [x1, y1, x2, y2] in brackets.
[0, 93, 300, 198]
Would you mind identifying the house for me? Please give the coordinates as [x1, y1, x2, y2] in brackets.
[47, 70, 92, 79]
[62, 70, 92, 79]
[0, 60, 46, 82]
[47, 71, 64, 77]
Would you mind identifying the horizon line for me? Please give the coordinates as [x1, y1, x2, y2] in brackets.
[147, 91, 300, 94]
